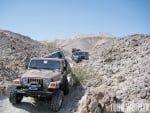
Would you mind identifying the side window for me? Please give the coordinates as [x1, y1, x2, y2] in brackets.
[51, 53, 57, 58]
[76, 52, 79, 55]
[74, 52, 77, 55]
[60, 51, 65, 59]
[58, 52, 62, 58]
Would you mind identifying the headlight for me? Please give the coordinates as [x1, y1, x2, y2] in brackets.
[43, 78, 50, 86]
[48, 81, 61, 89]
[13, 79, 21, 86]
[22, 77, 28, 85]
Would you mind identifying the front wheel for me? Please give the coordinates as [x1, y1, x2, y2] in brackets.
[50, 90, 64, 112]
[75, 58, 79, 63]
[9, 89, 23, 104]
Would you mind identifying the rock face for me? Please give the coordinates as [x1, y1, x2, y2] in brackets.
[76, 91, 104, 113]
[76, 34, 150, 113]
[0, 30, 48, 89]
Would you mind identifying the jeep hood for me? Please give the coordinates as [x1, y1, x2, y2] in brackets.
[22, 69, 62, 80]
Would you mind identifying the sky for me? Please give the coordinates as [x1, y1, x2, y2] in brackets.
[0, 0, 150, 41]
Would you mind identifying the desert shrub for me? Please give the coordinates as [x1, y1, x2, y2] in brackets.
[71, 64, 103, 87]
[72, 65, 87, 82]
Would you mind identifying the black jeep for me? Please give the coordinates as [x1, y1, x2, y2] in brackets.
[72, 51, 89, 63]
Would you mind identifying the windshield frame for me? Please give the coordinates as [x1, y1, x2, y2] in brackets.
[28, 59, 61, 70]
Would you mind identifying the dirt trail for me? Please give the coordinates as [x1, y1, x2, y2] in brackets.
[0, 85, 84, 113]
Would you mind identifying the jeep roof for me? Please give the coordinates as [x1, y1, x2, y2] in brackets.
[44, 51, 65, 59]
[73, 51, 89, 55]
[72, 48, 80, 53]
[31, 57, 64, 61]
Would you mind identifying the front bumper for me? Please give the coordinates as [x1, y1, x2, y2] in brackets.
[14, 88, 56, 97]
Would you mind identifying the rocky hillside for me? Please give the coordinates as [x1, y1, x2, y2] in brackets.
[0, 30, 48, 87]
[45, 33, 114, 54]
[76, 34, 150, 113]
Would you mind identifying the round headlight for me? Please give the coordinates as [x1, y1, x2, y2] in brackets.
[43, 78, 50, 86]
[22, 77, 28, 85]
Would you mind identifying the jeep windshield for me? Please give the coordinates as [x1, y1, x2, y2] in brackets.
[29, 59, 61, 70]
[75, 52, 88, 56]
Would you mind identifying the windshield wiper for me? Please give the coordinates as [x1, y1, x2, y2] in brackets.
[29, 67, 40, 69]
[37, 67, 59, 70]
[42, 67, 52, 70]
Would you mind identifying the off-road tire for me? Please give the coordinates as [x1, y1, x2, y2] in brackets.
[61, 76, 69, 95]
[79, 59, 82, 62]
[75, 58, 79, 63]
[76, 58, 82, 63]
[9, 89, 23, 104]
[50, 90, 64, 112]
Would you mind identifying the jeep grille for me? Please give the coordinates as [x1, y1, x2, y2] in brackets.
[28, 78, 43, 85]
